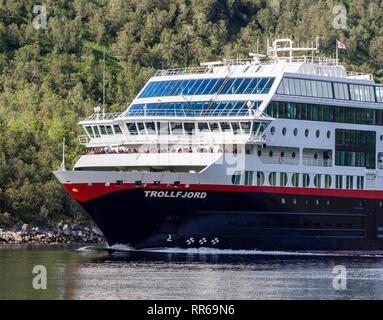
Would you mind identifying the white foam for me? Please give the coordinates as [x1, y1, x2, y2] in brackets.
[107, 245, 383, 257]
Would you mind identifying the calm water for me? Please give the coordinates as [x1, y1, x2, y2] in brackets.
[1, 244, 383, 299]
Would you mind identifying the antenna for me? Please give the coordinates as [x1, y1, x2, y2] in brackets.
[102, 51, 106, 117]
[60, 137, 66, 171]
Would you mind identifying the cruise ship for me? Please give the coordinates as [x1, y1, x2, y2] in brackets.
[54, 39, 383, 251]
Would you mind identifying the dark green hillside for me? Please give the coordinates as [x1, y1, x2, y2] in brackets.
[0, 0, 382, 226]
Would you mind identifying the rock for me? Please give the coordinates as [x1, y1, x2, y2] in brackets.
[13, 234, 22, 242]
[22, 224, 28, 231]
[62, 224, 70, 236]
[92, 227, 103, 236]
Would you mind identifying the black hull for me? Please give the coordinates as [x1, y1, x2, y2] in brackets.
[79, 188, 383, 251]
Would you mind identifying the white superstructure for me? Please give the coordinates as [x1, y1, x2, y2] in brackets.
[63, 38, 383, 193]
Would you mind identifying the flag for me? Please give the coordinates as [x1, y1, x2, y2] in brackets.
[337, 40, 346, 49]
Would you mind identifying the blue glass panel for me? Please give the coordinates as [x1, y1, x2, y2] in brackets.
[220, 79, 236, 94]
[201, 79, 216, 94]
[182, 80, 197, 95]
[252, 78, 268, 94]
[143, 82, 159, 98]
[235, 78, 251, 94]
[151, 81, 167, 97]
[207, 79, 224, 94]
[188, 80, 204, 95]
[261, 78, 275, 93]
[159, 81, 176, 96]
[195, 79, 211, 95]
[227, 78, 244, 95]
[168, 80, 182, 96]
[244, 78, 259, 94]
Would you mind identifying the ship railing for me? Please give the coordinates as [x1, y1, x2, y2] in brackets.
[78, 135, 90, 145]
[83, 112, 122, 122]
[302, 158, 332, 167]
[259, 156, 299, 165]
[346, 71, 373, 81]
[154, 66, 210, 77]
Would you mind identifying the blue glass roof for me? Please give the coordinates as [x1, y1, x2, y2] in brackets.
[138, 77, 275, 98]
[125, 101, 262, 117]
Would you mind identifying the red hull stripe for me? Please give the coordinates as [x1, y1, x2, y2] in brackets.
[63, 182, 383, 202]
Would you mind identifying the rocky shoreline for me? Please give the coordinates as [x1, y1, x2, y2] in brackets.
[0, 223, 105, 244]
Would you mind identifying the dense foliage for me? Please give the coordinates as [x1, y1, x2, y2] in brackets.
[0, 0, 382, 226]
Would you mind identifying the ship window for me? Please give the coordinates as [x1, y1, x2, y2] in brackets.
[280, 173, 288, 187]
[292, 152, 296, 158]
[136, 122, 145, 134]
[282, 127, 287, 135]
[256, 172, 265, 186]
[292, 173, 299, 187]
[171, 122, 183, 135]
[198, 122, 209, 132]
[327, 130, 331, 139]
[208, 122, 219, 132]
[314, 174, 321, 188]
[184, 123, 195, 135]
[346, 175, 354, 189]
[269, 172, 277, 186]
[324, 175, 332, 188]
[85, 126, 94, 138]
[316, 130, 320, 138]
[93, 126, 100, 137]
[357, 176, 364, 190]
[269, 151, 273, 157]
[270, 126, 275, 135]
[194, 79, 211, 95]
[220, 122, 231, 132]
[244, 171, 254, 186]
[157, 122, 170, 135]
[336, 175, 343, 189]
[240, 122, 251, 134]
[126, 122, 138, 135]
[305, 129, 309, 137]
[281, 198, 286, 204]
[113, 125, 122, 134]
[145, 122, 156, 134]
[231, 122, 240, 135]
[99, 125, 107, 135]
[302, 173, 310, 187]
[232, 171, 242, 185]
[105, 125, 113, 135]
[293, 128, 298, 136]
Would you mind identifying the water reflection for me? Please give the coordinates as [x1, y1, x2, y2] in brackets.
[1, 244, 383, 300]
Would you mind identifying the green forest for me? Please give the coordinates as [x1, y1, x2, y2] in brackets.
[0, 0, 383, 226]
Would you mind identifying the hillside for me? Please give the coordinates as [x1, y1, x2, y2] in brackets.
[0, 0, 382, 226]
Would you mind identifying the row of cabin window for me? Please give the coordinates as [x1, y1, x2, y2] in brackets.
[85, 124, 122, 138]
[277, 77, 380, 103]
[267, 101, 383, 125]
[233, 171, 364, 189]
[125, 121, 268, 136]
[138, 78, 275, 98]
[126, 100, 262, 117]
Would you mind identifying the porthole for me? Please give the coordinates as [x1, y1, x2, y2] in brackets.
[281, 151, 285, 157]
[314, 153, 318, 159]
[315, 199, 320, 206]
[282, 127, 287, 136]
[281, 198, 286, 204]
[327, 130, 331, 139]
[293, 128, 298, 136]
[380, 135, 383, 141]
[292, 152, 296, 158]
[270, 127, 275, 135]
[316, 130, 320, 138]
[305, 129, 309, 137]
[269, 150, 273, 157]
[293, 198, 297, 205]
[258, 150, 262, 156]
